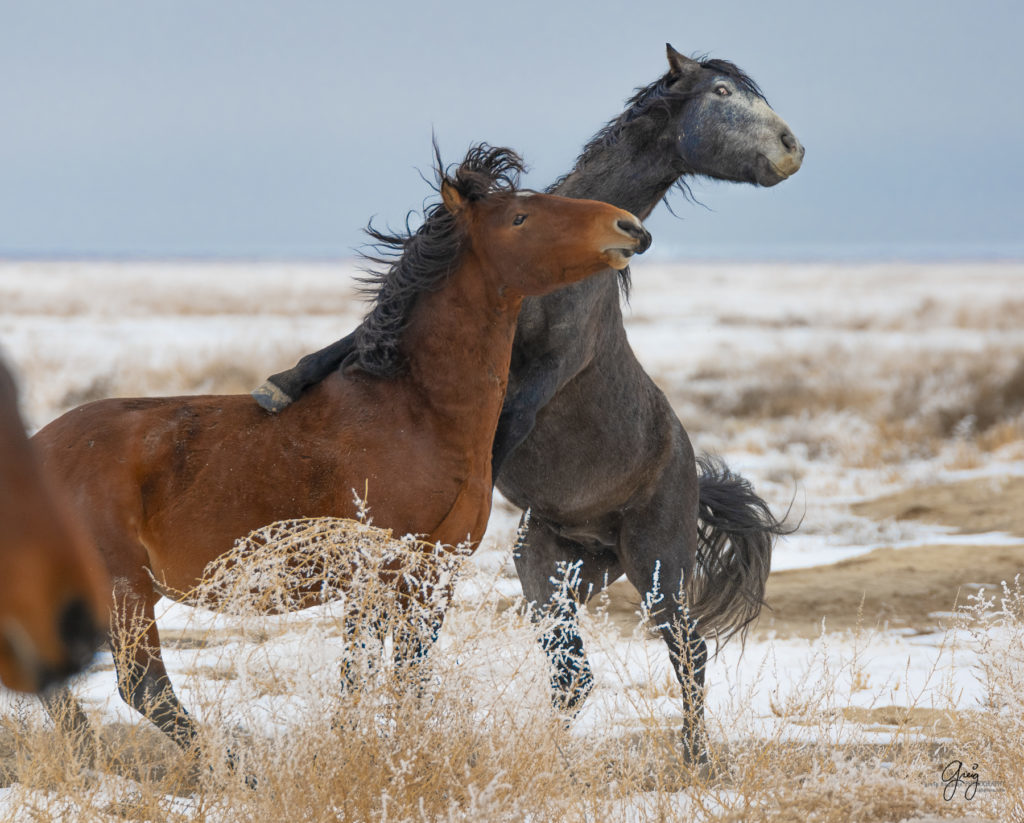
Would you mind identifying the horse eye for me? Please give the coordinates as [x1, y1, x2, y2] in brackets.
[715, 85, 730, 96]
[512, 214, 528, 226]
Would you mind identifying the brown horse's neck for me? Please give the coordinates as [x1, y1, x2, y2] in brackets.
[400, 252, 521, 461]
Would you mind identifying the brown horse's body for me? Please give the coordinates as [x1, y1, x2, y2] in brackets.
[41, 268, 517, 599]
[0, 358, 108, 693]
[33, 145, 650, 761]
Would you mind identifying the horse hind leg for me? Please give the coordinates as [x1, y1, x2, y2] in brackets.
[659, 617, 709, 765]
[620, 528, 710, 765]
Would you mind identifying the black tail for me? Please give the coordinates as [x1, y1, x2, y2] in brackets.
[688, 454, 792, 645]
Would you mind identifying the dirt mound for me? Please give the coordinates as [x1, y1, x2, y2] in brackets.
[596, 542, 1024, 640]
[851, 476, 1024, 537]
[756, 543, 1024, 638]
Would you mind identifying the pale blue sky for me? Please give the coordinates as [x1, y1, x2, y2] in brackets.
[1, 1, 1021, 259]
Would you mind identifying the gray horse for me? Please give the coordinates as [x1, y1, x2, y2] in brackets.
[253, 45, 803, 760]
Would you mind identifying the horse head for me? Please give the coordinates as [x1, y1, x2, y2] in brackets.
[439, 146, 651, 297]
[0, 360, 108, 692]
[663, 43, 804, 186]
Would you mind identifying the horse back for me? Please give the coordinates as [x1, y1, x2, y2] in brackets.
[33, 382, 491, 594]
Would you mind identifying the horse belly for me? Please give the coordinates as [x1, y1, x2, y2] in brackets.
[142, 417, 473, 593]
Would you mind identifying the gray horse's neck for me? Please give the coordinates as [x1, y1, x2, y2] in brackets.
[514, 135, 682, 343]
[549, 131, 681, 220]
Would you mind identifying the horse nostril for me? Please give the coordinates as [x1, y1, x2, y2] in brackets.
[616, 218, 640, 238]
[613, 218, 650, 254]
[635, 227, 652, 254]
[57, 598, 102, 670]
[780, 131, 799, 153]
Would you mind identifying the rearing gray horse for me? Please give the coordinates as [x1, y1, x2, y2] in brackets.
[253, 45, 803, 760]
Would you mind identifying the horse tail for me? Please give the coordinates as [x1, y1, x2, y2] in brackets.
[687, 454, 790, 646]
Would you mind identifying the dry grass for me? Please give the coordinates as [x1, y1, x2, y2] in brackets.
[668, 344, 1024, 469]
[0, 518, 1016, 821]
[4, 262, 1020, 819]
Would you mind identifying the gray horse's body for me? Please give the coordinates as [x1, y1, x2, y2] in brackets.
[254, 45, 803, 759]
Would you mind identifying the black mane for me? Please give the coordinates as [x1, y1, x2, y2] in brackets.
[353, 143, 526, 377]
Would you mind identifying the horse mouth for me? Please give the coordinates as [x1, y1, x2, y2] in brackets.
[603, 221, 651, 266]
[603, 247, 640, 270]
[754, 153, 803, 187]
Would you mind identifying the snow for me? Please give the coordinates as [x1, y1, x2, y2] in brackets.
[1, 259, 1021, 816]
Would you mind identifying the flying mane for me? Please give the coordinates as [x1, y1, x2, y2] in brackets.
[353, 144, 527, 377]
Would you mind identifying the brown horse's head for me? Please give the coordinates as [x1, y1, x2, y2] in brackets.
[355, 144, 650, 377]
[0, 360, 109, 692]
[440, 150, 651, 297]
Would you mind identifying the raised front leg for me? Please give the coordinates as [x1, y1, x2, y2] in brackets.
[513, 514, 622, 713]
[252, 331, 359, 412]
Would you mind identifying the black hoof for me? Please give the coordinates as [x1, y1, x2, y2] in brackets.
[251, 381, 293, 413]
[551, 668, 594, 717]
[225, 748, 258, 789]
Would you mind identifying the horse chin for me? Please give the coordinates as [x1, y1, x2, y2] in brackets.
[753, 153, 800, 187]
[602, 249, 634, 271]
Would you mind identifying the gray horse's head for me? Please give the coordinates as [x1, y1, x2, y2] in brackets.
[664, 44, 804, 186]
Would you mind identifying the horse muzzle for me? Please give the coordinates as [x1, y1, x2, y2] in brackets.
[604, 215, 652, 266]
[754, 132, 805, 186]
[0, 597, 104, 693]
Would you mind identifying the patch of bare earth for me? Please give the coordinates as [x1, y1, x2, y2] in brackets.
[597, 544, 1024, 640]
[757, 544, 1024, 638]
[597, 476, 1024, 640]
[852, 476, 1024, 537]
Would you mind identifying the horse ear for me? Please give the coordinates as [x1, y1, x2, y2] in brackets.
[666, 43, 700, 80]
[441, 180, 465, 216]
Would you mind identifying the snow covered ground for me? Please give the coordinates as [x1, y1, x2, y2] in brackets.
[1, 259, 1021, 819]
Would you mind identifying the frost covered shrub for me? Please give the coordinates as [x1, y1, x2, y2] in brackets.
[0, 518, 1016, 821]
[950, 577, 1024, 820]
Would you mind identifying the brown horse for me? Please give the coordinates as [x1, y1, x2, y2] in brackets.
[32, 145, 650, 760]
[0, 357, 108, 693]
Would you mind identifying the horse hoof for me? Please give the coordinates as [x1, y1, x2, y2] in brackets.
[225, 748, 258, 789]
[682, 732, 710, 768]
[250, 381, 293, 413]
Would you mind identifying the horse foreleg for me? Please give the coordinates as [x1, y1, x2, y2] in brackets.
[390, 590, 447, 693]
[109, 587, 198, 756]
[252, 331, 358, 412]
[40, 683, 98, 764]
[391, 618, 441, 695]
[492, 359, 565, 479]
